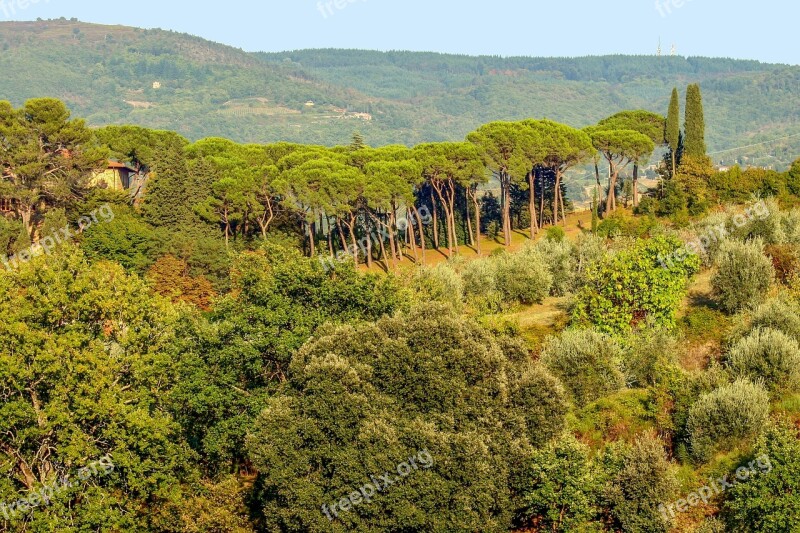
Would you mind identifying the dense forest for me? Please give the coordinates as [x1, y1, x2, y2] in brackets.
[3, 71, 800, 532]
[1, 20, 800, 170]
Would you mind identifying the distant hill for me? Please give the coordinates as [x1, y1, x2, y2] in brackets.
[2, 20, 800, 169]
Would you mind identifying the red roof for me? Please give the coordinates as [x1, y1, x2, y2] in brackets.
[107, 161, 135, 171]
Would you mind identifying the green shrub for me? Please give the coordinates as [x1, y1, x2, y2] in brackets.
[681, 306, 729, 342]
[545, 225, 566, 242]
[461, 257, 503, 312]
[573, 389, 656, 448]
[486, 220, 500, 240]
[602, 435, 679, 533]
[624, 325, 679, 387]
[518, 435, 601, 532]
[727, 328, 800, 396]
[495, 245, 553, 305]
[411, 262, 464, 309]
[248, 305, 551, 532]
[512, 364, 570, 448]
[597, 211, 658, 239]
[722, 423, 800, 533]
[779, 208, 800, 244]
[658, 179, 689, 218]
[572, 232, 605, 277]
[727, 198, 783, 245]
[540, 329, 626, 406]
[535, 238, 576, 296]
[688, 211, 728, 266]
[712, 239, 774, 314]
[573, 236, 700, 334]
[686, 379, 770, 461]
[731, 297, 800, 343]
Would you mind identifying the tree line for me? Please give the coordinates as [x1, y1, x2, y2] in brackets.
[0, 85, 707, 269]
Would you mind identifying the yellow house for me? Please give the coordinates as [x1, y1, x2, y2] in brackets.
[91, 161, 137, 191]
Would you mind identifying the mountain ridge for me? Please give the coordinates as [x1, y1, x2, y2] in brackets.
[1, 20, 799, 168]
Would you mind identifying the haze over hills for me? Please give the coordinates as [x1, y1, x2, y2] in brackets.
[2, 19, 800, 169]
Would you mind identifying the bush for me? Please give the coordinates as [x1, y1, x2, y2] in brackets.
[540, 329, 626, 406]
[722, 423, 800, 533]
[696, 518, 727, 533]
[597, 211, 658, 239]
[727, 198, 783, 245]
[535, 238, 576, 296]
[779, 208, 800, 244]
[687, 211, 728, 267]
[602, 435, 679, 533]
[727, 328, 800, 396]
[574, 390, 656, 448]
[624, 325, 679, 387]
[686, 380, 770, 461]
[545, 225, 566, 242]
[765, 244, 800, 283]
[732, 297, 800, 343]
[461, 257, 503, 311]
[712, 239, 774, 314]
[511, 364, 570, 448]
[573, 236, 700, 334]
[572, 234, 606, 288]
[411, 262, 464, 310]
[518, 435, 601, 532]
[494, 245, 553, 305]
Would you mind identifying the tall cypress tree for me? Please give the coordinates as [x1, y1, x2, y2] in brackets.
[141, 142, 191, 227]
[665, 87, 681, 177]
[684, 84, 707, 160]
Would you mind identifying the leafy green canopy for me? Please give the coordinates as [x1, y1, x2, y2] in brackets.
[573, 236, 700, 334]
[597, 110, 666, 145]
[168, 247, 402, 472]
[246, 304, 568, 532]
[0, 246, 196, 530]
[0, 99, 106, 236]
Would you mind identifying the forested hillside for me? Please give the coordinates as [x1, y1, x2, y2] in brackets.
[1, 20, 800, 168]
[4, 14, 800, 531]
[3, 95, 800, 531]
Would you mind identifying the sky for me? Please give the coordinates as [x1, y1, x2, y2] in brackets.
[0, 0, 796, 65]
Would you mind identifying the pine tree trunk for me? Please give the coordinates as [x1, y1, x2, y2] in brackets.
[553, 172, 562, 226]
[466, 198, 475, 248]
[433, 182, 454, 256]
[539, 172, 546, 227]
[431, 190, 439, 250]
[448, 181, 458, 254]
[472, 191, 482, 256]
[348, 215, 359, 263]
[407, 209, 419, 262]
[528, 171, 538, 239]
[502, 171, 512, 246]
[365, 216, 373, 268]
[412, 205, 427, 263]
[307, 221, 316, 257]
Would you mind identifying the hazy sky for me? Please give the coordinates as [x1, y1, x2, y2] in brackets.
[0, 0, 795, 64]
